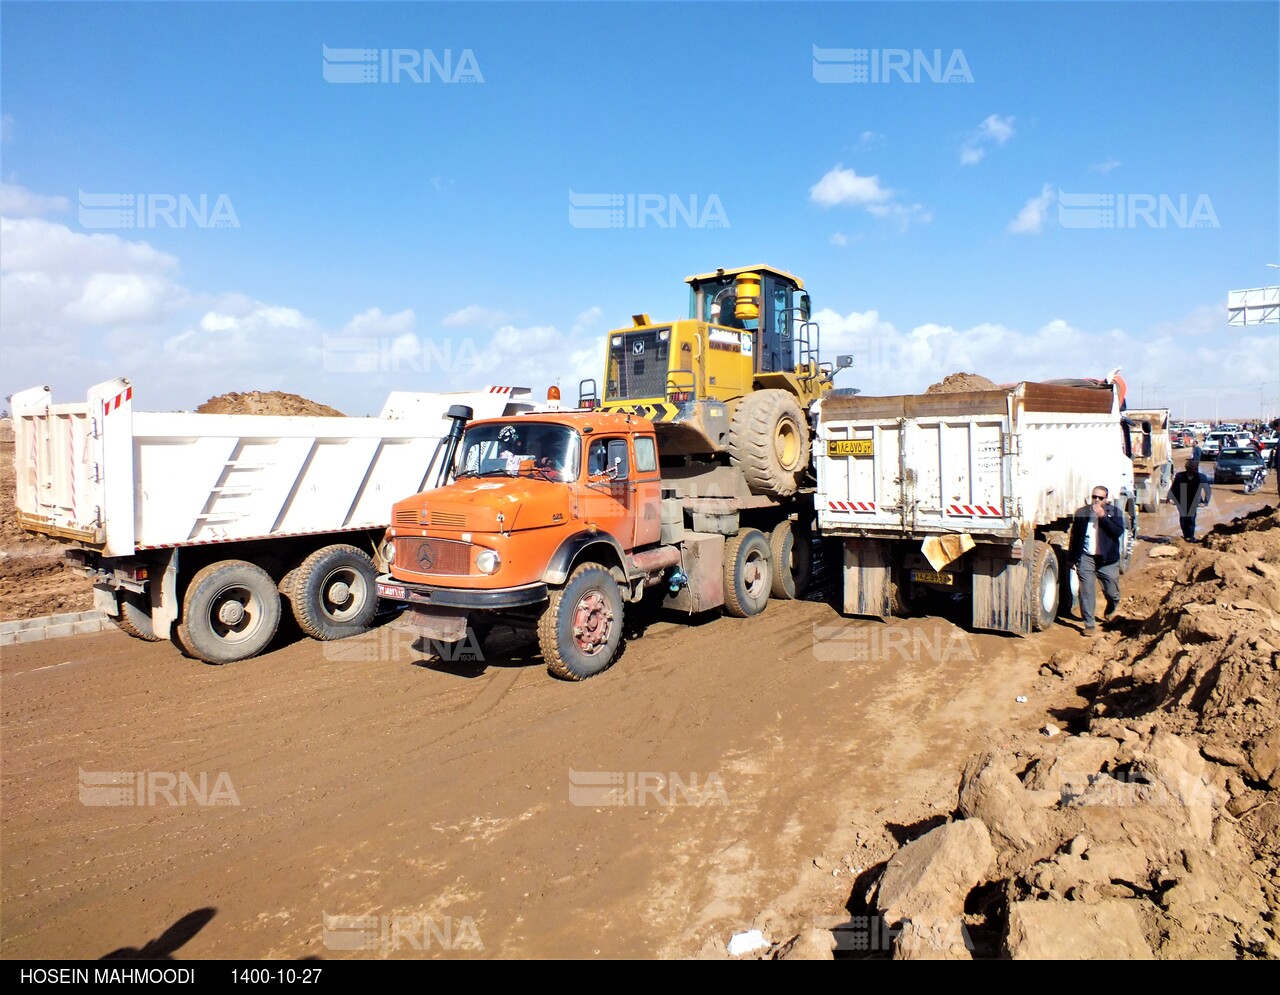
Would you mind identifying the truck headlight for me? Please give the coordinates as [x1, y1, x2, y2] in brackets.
[476, 549, 501, 575]
[382, 540, 396, 565]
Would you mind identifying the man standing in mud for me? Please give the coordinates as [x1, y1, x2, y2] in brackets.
[1168, 459, 1212, 542]
[1068, 485, 1124, 636]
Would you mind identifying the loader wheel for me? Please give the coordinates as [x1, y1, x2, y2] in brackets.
[769, 519, 812, 600]
[291, 544, 379, 641]
[1028, 540, 1060, 633]
[723, 529, 772, 618]
[176, 560, 281, 664]
[539, 564, 624, 681]
[112, 590, 162, 641]
[728, 390, 809, 499]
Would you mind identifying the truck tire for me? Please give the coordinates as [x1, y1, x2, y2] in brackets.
[728, 390, 809, 500]
[769, 519, 812, 600]
[539, 563, 625, 681]
[176, 560, 281, 664]
[112, 590, 162, 641]
[889, 568, 917, 617]
[290, 544, 379, 641]
[723, 528, 772, 618]
[1118, 503, 1137, 575]
[1028, 540, 1060, 632]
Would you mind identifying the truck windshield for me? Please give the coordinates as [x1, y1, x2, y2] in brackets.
[455, 422, 581, 481]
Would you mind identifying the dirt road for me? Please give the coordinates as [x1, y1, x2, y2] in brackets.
[1, 467, 1272, 960]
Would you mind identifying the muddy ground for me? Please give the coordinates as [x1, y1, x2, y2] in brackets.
[1, 445, 1274, 959]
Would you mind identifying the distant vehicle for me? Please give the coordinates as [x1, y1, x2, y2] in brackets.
[1214, 447, 1266, 484]
[1243, 465, 1269, 495]
[1202, 430, 1246, 460]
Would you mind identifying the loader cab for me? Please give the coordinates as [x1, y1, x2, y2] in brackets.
[685, 265, 810, 376]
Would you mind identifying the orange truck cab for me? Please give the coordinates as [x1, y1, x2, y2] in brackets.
[377, 409, 808, 680]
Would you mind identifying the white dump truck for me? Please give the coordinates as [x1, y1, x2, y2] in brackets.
[814, 380, 1137, 635]
[10, 378, 533, 662]
[1124, 407, 1173, 512]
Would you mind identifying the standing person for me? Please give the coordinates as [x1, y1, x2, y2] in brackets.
[1168, 459, 1212, 541]
[1270, 441, 1279, 497]
[1068, 485, 1124, 636]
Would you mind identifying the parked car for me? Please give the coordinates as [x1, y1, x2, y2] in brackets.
[1214, 447, 1266, 484]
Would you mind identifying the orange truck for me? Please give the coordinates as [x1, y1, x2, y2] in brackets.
[375, 405, 811, 679]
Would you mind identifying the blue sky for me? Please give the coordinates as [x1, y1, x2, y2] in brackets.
[1, 1, 1277, 419]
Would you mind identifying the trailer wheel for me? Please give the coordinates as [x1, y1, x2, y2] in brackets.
[769, 519, 813, 600]
[291, 544, 379, 641]
[888, 568, 917, 617]
[1028, 540, 1060, 632]
[112, 590, 162, 642]
[728, 390, 809, 499]
[723, 528, 772, 618]
[539, 563, 624, 681]
[176, 560, 281, 664]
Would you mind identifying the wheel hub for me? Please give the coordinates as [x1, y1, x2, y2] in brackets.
[328, 580, 352, 605]
[218, 600, 246, 626]
[571, 592, 613, 655]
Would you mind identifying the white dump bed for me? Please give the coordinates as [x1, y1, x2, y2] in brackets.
[11, 378, 530, 558]
[815, 382, 1134, 539]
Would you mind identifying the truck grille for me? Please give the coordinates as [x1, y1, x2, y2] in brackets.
[394, 537, 474, 576]
[609, 329, 670, 400]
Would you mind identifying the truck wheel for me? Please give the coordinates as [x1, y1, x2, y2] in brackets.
[1118, 503, 1137, 575]
[176, 560, 281, 664]
[723, 529, 772, 618]
[1028, 540, 1060, 632]
[769, 519, 813, 600]
[728, 390, 809, 499]
[112, 590, 162, 641]
[291, 544, 379, 641]
[889, 568, 917, 617]
[539, 564, 625, 681]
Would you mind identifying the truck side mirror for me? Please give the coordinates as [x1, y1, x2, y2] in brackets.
[799, 293, 811, 321]
[836, 354, 854, 369]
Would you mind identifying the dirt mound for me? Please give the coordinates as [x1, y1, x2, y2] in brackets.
[196, 391, 344, 417]
[0, 419, 96, 620]
[926, 373, 998, 394]
[808, 507, 1280, 960]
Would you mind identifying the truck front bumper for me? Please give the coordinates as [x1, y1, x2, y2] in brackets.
[376, 576, 549, 610]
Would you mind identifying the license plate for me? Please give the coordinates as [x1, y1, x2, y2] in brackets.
[827, 439, 874, 457]
[377, 583, 407, 600]
[912, 570, 954, 586]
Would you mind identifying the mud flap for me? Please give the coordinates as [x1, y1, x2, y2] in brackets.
[971, 553, 1033, 634]
[397, 606, 468, 642]
[842, 538, 891, 621]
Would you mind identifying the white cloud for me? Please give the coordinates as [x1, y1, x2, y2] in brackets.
[810, 164, 929, 229]
[811, 304, 1272, 419]
[1091, 157, 1122, 174]
[859, 131, 884, 146]
[0, 183, 68, 217]
[960, 114, 1015, 166]
[343, 306, 416, 336]
[571, 306, 603, 336]
[809, 165, 893, 208]
[442, 304, 507, 328]
[1008, 183, 1055, 234]
[829, 232, 849, 247]
[979, 114, 1015, 144]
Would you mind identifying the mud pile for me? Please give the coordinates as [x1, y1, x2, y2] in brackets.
[784, 508, 1280, 960]
[196, 391, 344, 417]
[925, 373, 998, 394]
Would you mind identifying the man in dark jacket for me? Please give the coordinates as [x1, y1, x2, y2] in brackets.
[1068, 485, 1125, 636]
[1168, 460, 1212, 541]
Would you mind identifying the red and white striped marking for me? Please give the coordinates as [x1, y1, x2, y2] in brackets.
[103, 386, 133, 416]
[947, 504, 1002, 517]
[487, 386, 514, 394]
[827, 500, 877, 513]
